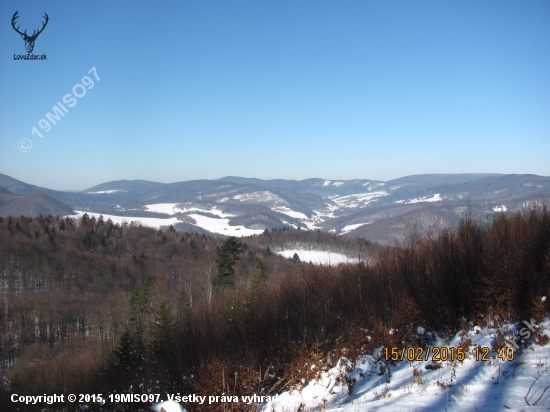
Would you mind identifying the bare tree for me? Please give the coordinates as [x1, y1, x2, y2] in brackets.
[200, 256, 215, 311]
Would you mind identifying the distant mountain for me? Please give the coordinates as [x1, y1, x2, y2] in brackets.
[1, 172, 548, 243]
[0, 173, 50, 195]
[0, 192, 74, 218]
[385, 173, 502, 187]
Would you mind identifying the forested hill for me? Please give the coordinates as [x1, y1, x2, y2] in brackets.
[1, 206, 549, 411]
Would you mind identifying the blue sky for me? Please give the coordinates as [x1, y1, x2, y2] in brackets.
[1, 0, 548, 190]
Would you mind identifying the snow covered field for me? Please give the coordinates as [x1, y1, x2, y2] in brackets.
[188, 214, 264, 236]
[261, 320, 550, 411]
[272, 207, 309, 221]
[395, 193, 442, 204]
[71, 211, 180, 229]
[70, 207, 263, 236]
[275, 250, 356, 265]
[331, 191, 389, 209]
[144, 203, 233, 218]
[340, 223, 370, 235]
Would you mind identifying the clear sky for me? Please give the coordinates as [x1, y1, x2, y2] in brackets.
[1, 0, 549, 190]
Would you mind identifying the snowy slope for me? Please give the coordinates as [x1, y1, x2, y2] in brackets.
[275, 250, 356, 265]
[261, 320, 550, 411]
[189, 214, 264, 236]
[71, 211, 180, 229]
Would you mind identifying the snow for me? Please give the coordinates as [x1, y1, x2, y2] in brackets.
[144, 203, 233, 217]
[332, 192, 388, 208]
[70, 211, 180, 229]
[395, 193, 442, 204]
[272, 208, 322, 230]
[261, 320, 550, 412]
[85, 189, 127, 194]
[189, 214, 264, 236]
[233, 191, 287, 206]
[340, 223, 370, 235]
[303, 221, 323, 230]
[493, 205, 507, 212]
[324, 180, 332, 186]
[151, 401, 187, 412]
[275, 250, 355, 265]
[272, 207, 308, 220]
[333, 182, 344, 187]
[281, 220, 298, 229]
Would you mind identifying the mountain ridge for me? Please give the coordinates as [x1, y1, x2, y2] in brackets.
[1, 172, 548, 243]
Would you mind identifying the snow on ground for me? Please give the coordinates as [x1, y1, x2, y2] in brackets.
[261, 320, 550, 412]
[395, 193, 442, 204]
[331, 192, 388, 208]
[151, 401, 187, 412]
[272, 207, 308, 220]
[333, 182, 345, 187]
[324, 181, 333, 186]
[340, 223, 370, 235]
[71, 211, 180, 229]
[275, 250, 356, 265]
[281, 220, 298, 229]
[189, 214, 264, 236]
[272, 208, 322, 230]
[85, 189, 127, 194]
[233, 191, 288, 207]
[493, 205, 507, 212]
[144, 203, 233, 217]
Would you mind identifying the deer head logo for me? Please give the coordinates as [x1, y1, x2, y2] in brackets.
[11, 11, 49, 54]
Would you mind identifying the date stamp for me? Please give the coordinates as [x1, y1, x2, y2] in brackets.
[383, 346, 515, 362]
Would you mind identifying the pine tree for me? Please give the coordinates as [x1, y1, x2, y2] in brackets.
[83, 230, 93, 251]
[150, 297, 169, 358]
[114, 326, 135, 366]
[214, 236, 244, 288]
[115, 277, 153, 365]
[250, 258, 266, 289]
[81, 213, 90, 226]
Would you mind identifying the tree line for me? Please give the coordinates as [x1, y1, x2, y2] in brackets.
[0, 205, 549, 411]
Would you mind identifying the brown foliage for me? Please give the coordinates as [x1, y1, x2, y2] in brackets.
[0, 205, 549, 411]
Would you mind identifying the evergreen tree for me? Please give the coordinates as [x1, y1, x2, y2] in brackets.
[214, 236, 244, 288]
[150, 297, 169, 358]
[83, 230, 93, 251]
[115, 277, 153, 365]
[81, 213, 90, 226]
[250, 258, 266, 289]
[114, 326, 135, 366]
